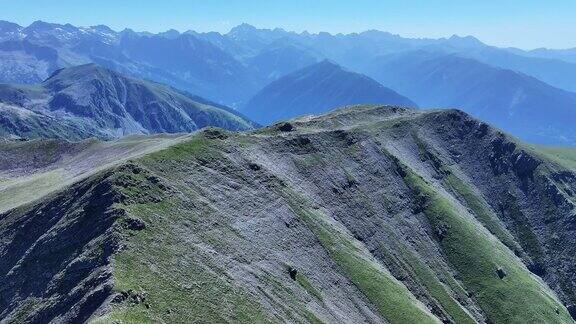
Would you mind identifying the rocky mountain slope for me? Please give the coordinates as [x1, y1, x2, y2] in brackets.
[363, 51, 576, 145]
[1, 105, 575, 323]
[242, 61, 416, 125]
[0, 64, 256, 140]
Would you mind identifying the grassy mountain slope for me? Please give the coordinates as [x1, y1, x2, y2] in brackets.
[0, 134, 190, 214]
[0, 64, 256, 140]
[1, 105, 575, 323]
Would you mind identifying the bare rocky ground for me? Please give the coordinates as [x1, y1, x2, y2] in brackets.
[1, 105, 575, 323]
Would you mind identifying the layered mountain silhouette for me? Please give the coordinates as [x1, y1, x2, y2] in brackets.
[457, 46, 576, 92]
[0, 21, 263, 107]
[1, 21, 576, 145]
[116, 30, 261, 107]
[0, 64, 256, 140]
[242, 60, 416, 125]
[511, 47, 576, 64]
[363, 51, 576, 145]
[246, 39, 323, 82]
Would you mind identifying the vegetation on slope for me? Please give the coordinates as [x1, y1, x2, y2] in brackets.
[283, 191, 440, 324]
[396, 159, 573, 323]
[2, 105, 575, 323]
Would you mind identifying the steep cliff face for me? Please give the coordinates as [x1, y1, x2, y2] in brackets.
[1, 105, 575, 323]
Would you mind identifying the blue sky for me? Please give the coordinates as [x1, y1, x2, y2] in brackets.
[0, 0, 574, 49]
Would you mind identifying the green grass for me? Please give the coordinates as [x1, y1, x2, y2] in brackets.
[442, 172, 522, 254]
[294, 153, 325, 169]
[100, 198, 269, 323]
[295, 273, 323, 302]
[411, 133, 525, 258]
[284, 192, 440, 324]
[532, 145, 576, 170]
[400, 163, 573, 323]
[0, 170, 64, 214]
[91, 153, 271, 323]
[384, 241, 476, 324]
[0, 134, 189, 214]
[499, 194, 545, 264]
[4, 298, 42, 323]
[303, 309, 325, 324]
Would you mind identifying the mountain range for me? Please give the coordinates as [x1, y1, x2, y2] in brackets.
[0, 64, 255, 140]
[3, 15, 576, 324]
[361, 51, 576, 145]
[242, 60, 416, 125]
[1, 105, 575, 323]
[1, 20, 576, 145]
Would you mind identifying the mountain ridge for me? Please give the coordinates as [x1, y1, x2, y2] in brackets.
[362, 50, 576, 145]
[242, 60, 416, 125]
[0, 63, 256, 140]
[1, 104, 575, 322]
[1, 20, 576, 145]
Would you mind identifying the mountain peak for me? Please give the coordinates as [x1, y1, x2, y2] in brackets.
[1, 63, 256, 140]
[243, 60, 416, 124]
[90, 24, 115, 33]
[43, 63, 121, 89]
[26, 20, 61, 30]
[228, 23, 258, 35]
[0, 20, 22, 31]
[447, 34, 484, 48]
[315, 59, 341, 68]
[159, 29, 181, 39]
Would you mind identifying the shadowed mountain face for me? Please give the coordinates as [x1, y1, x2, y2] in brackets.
[1, 105, 575, 323]
[242, 61, 416, 125]
[0, 64, 256, 140]
[363, 51, 576, 145]
[457, 46, 576, 93]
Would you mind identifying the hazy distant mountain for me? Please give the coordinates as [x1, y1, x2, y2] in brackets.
[458, 47, 576, 92]
[0, 21, 263, 107]
[0, 64, 256, 140]
[242, 60, 416, 124]
[0, 40, 60, 83]
[364, 51, 576, 145]
[2, 20, 576, 139]
[510, 47, 576, 64]
[0, 20, 22, 41]
[214, 25, 576, 93]
[226, 23, 293, 54]
[246, 39, 323, 82]
[158, 29, 181, 40]
[117, 31, 261, 106]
